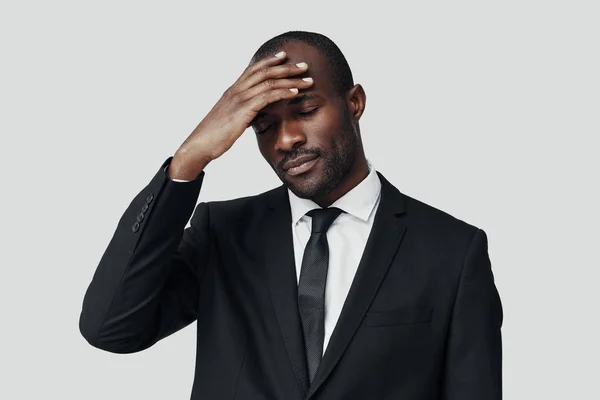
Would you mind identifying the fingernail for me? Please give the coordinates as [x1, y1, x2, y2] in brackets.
[296, 62, 308, 68]
[289, 88, 298, 93]
[275, 51, 285, 58]
[302, 77, 313, 82]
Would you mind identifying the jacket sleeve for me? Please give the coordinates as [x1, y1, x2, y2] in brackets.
[79, 156, 211, 353]
[441, 229, 503, 399]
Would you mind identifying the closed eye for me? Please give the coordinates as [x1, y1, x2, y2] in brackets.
[255, 107, 319, 134]
[256, 125, 272, 135]
[298, 107, 319, 116]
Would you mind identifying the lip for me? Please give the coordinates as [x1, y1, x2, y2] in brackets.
[282, 153, 319, 171]
[285, 156, 319, 176]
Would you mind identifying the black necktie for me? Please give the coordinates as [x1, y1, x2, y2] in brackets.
[298, 207, 344, 383]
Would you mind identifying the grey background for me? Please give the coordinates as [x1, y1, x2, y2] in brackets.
[1, 0, 598, 398]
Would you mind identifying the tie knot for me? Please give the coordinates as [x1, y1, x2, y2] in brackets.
[306, 207, 343, 233]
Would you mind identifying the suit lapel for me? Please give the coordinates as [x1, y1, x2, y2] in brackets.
[264, 186, 310, 396]
[306, 172, 408, 399]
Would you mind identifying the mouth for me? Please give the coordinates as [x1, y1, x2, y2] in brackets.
[283, 154, 320, 177]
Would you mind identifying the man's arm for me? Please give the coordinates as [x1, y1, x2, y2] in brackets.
[79, 50, 315, 353]
[79, 157, 209, 353]
[441, 229, 503, 399]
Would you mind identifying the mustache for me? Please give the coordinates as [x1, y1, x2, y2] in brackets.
[276, 148, 322, 171]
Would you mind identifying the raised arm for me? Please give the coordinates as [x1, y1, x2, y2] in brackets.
[79, 158, 209, 353]
[79, 49, 314, 353]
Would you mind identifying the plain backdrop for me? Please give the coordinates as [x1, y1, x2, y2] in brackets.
[1, 0, 598, 399]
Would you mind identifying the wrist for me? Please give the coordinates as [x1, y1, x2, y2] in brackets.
[169, 150, 210, 181]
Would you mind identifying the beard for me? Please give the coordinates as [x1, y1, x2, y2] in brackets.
[273, 109, 358, 200]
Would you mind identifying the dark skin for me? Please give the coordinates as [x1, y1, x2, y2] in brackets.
[170, 40, 368, 207]
[250, 41, 369, 207]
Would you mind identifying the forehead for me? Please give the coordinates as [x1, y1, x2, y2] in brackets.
[266, 40, 336, 97]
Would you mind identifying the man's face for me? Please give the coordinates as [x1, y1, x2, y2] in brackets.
[250, 41, 359, 200]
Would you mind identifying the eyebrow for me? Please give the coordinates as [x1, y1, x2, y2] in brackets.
[252, 93, 323, 123]
[288, 93, 322, 105]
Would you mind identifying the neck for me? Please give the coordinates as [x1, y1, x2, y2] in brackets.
[312, 154, 370, 208]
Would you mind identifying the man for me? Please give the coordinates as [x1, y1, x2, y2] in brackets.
[79, 30, 503, 399]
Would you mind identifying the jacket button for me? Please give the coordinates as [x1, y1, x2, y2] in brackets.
[132, 222, 140, 232]
[146, 194, 154, 204]
[141, 203, 149, 212]
[136, 213, 144, 222]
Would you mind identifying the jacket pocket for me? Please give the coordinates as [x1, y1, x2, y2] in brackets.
[364, 307, 433, 327]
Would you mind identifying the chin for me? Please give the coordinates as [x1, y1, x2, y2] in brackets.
[276, 158, 342, 200]
[285, 175, 329, 199]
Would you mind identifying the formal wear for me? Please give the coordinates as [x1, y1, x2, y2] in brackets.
[297, 206, 344, 382]
[80, 156, 503, 399]
[169, 162, 381, 357]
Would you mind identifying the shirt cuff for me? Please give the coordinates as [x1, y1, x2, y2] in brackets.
[164, 164, 192, 182]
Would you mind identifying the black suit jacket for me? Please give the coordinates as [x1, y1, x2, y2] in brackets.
[79, 157, 502, 400]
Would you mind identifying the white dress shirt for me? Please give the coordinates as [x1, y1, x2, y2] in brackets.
[287, 163, 382, 355]
[166, 162, 382, 355]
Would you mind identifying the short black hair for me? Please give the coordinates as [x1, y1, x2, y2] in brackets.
[250, 30, 354, 100]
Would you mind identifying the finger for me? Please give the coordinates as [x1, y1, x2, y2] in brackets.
[238, 61, 309, 93]
[245, 87, 301, 116]
[238, 76, 313, 102]
[234, 51, 288, 88]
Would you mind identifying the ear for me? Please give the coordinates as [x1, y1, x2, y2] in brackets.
[346, 84, 366, 121]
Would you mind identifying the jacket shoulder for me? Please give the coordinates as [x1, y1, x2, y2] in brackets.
[401, 191, 481, 240]
[189, 185, 282, 230]
[204, 185, 281, 211]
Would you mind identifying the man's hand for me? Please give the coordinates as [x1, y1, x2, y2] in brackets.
[168, 51, 313, 180]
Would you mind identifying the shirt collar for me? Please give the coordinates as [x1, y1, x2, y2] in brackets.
[287, 160, 382, 225]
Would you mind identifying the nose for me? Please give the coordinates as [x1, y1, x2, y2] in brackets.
[274, 121, 306, 152]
